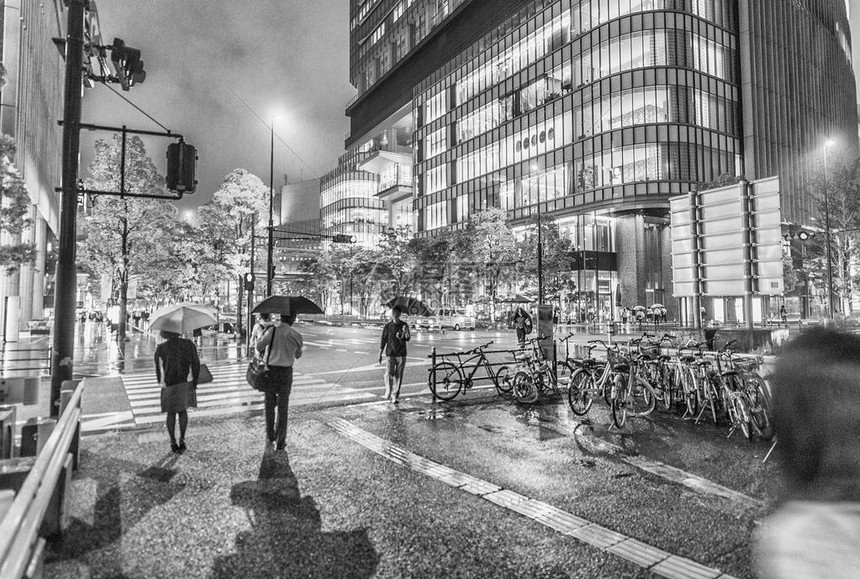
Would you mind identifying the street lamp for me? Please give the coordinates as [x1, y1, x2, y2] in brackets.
[266, 114, 282, 297]
[530, 164, 543, 306]
[823, 138, 835, 317]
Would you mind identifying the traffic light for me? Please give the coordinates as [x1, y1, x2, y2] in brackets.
[332, 234, 357, 243]
[269, 264, 276, 279]
[166, 141, 197, 194]
[797, 230, 815, 241]
[110, 38, 145, 90]
[244, 273, 254, 291]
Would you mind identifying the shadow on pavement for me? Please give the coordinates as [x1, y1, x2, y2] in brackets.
[211, 450, 379, 578]
[46, 451, 184, 568]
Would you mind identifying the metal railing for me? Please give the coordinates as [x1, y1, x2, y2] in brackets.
[1, 341, 52, 376]
[0, 379, 83, 577]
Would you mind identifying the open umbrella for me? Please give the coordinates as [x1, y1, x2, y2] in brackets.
[649, 303, 665, 310]
[252, 296, 324, 315]
[149, 303, 218, 334]
[632, 305, 647, 312]
[498, 294, 533, 303]
[385, 296, 434, 317]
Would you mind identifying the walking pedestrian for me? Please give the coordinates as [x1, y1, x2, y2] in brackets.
[155, 330, 200, 453]
[256, 313, 303, 451]
[512, 306, 531, 346]
[755, 328, 860, 577]
[378, 305, 410, 403]
[779, 305, 788, 326]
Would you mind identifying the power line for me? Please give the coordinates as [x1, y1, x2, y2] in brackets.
[227, 87, 322, 179]
[98, 82, 170, 132]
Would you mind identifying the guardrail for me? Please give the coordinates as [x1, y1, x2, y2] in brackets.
[1, 341, 52, 376]
[0, 379, 83, 578]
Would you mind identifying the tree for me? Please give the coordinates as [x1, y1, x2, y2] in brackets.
[78, 135, 176, 340]
[519, 213, 574, 302]
[207, 169, 269, 335]
[0, 134, 36, 273]
[802, 149, 860, 316]
[466, 208, 519, 323]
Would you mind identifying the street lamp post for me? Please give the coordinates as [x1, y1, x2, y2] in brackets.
[823, 139, 835, 317]
[530, 165, 543, 306]
[266, 117, 276, 296]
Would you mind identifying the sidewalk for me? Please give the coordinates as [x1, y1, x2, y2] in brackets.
[40, 394, 769, 578]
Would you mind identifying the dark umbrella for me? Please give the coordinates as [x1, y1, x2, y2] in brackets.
[252, 296, 324, 315]
[384, 297, 434, 317]
[498, 294, 533, 303]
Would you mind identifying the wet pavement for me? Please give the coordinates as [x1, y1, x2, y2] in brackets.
[43, 388, 778, 578]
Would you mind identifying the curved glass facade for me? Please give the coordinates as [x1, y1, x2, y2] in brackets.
[414, 1, 742, 234]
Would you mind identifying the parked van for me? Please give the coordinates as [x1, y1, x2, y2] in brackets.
[419, 308, 475, 331]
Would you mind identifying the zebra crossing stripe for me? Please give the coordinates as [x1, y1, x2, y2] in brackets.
[121, 362, 375, 423]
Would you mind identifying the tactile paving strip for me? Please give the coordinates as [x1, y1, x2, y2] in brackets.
[325, 417, 738, 579]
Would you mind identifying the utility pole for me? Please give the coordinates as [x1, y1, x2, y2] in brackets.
[50, 0, 87, 417]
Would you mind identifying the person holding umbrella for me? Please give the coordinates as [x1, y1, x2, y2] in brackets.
[256, 313, 304, 451]
[155, 330, 201, 454]
[149, 304, 216, 454]
[379, 305, 410, 403]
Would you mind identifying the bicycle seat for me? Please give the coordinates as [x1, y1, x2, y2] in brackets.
[658, 354, 672, 361]
[571, 358, 598, 368]
[613, 363, 630, 372]
[680, 356, 697, 363]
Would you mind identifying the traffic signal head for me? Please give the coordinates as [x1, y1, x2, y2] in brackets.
[167, 141, 198, 194]
[110, 38, 146, 91]
[797, 230, 815, 241]
[332, 234, 357, 243]
[244, 272, 254, 291]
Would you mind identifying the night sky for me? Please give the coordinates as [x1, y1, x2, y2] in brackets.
[79, 0, 354, 211]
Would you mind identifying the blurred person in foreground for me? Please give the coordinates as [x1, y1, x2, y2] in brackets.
[155, 330, 200, 453]
[755, 327, 860, 577]
[256, 313, 303, 451]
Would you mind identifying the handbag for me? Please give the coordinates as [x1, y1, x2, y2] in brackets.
[198, 363, 213, 384]
[246, 327, 274, 391]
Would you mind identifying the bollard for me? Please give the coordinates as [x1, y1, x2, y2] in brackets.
[19, 418, 57, 457]
[0, 406, 15, 460]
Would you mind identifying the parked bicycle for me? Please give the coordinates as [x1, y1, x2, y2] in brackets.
[509, 336, 561, 404]
[428, 341, 511, 401]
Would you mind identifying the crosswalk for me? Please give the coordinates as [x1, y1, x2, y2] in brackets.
[81, 361, 375, 433]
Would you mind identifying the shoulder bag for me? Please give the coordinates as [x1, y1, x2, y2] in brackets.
[246, 326, 274, 391]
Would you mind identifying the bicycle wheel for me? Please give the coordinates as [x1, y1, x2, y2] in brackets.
[658, 365, 674, 410]
[733, 394, 753, 440]
[629, 376, 657, 417]
[513, 371, 538, 404]
[567, 369, 594, 415]
[680, 367, 698, 417]
[746, 374, 774, 441]
[429, 362, 463, 401]
[556, 362, 573, 392]
[704, 378, 720, 425]
[611, 374, 628, 428]
[494, 365, 513, 395]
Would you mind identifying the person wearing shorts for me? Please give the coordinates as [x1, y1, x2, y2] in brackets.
[379, 305, 410, 403]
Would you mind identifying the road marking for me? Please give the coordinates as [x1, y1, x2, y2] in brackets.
[327, 417, 738, 579]
[118, 362, 374, 426]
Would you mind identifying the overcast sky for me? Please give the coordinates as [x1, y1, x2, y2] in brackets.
[81, 1, 354, 211]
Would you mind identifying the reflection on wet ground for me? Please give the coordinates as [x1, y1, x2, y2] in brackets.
[70, 321, 247, 376]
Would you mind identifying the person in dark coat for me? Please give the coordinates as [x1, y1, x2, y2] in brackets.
[378, 306, 410, 403]
[155, 330, 200, 453]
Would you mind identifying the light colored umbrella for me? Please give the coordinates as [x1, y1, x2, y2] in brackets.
[632, 305, 647, 311]
[149, 303, 218, 334]
[649, 303, 666, 310]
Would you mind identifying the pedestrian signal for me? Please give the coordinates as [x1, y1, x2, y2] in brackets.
[797, 230, 815, 241]
[244, 273, 254, 291]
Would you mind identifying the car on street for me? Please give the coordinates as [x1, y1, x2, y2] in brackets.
[416, 308, 476, 331]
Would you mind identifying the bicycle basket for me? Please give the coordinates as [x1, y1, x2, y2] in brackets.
[638, 341, 660, 357]
[732, 356, 759, 372]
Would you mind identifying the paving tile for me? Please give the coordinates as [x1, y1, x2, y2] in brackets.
[568, 523, 627, 549]
[650, 555, 725, 579]
[607, 538, 671, 568]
